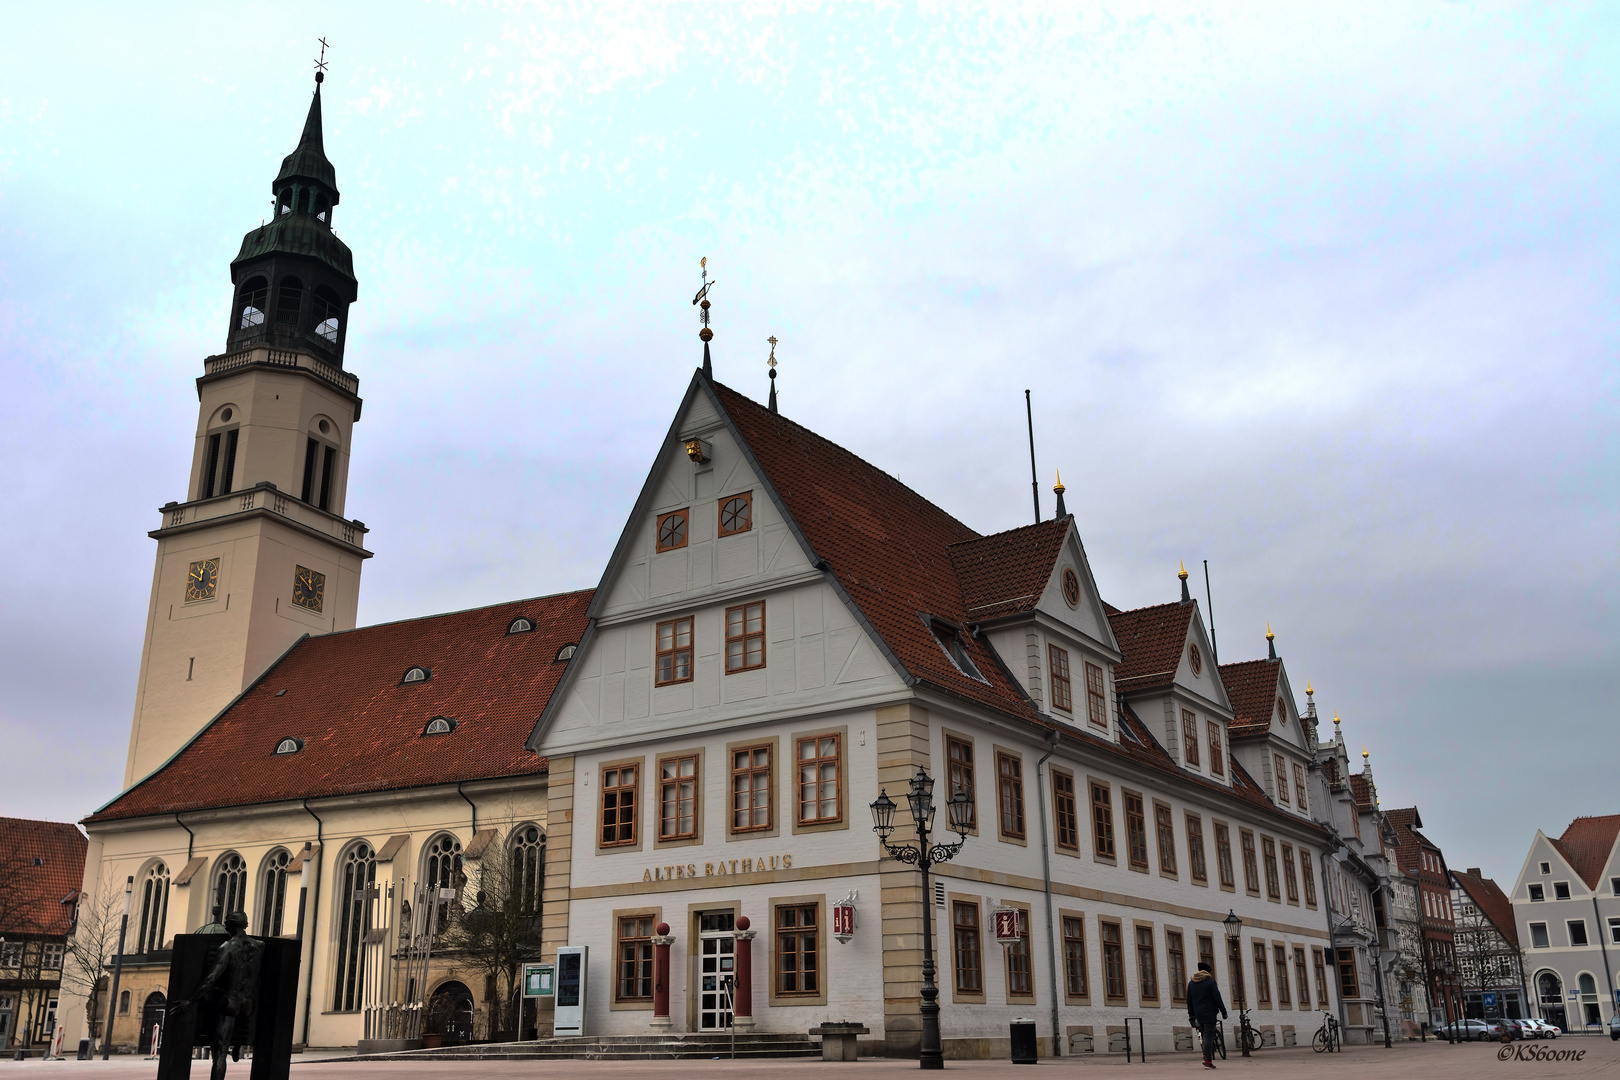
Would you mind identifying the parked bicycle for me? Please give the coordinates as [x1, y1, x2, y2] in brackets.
[1235, 1011, 1261, 1054]
[1313, 1011, 1341, 1053]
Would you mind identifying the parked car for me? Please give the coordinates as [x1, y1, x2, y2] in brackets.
[1436, 1019, 1504, 1041]
[1609, 1013, 1619, 1041]
[1498, 1019, 1529, 1040]
[1520, 1018, 1562, 1039]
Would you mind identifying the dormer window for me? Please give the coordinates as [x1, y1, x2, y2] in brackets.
[402, 666, 430, 684]
[508, 617, 535, 634]
[556, 644, 577, 662]
[425, 717, 458, 736]
[929, 620, 985, 682]
[274, 737, 304, 755]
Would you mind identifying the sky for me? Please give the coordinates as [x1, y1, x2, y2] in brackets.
[1, 3, 1615, 888]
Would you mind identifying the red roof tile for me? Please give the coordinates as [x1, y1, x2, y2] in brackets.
[1220, 658, 1281, 738]
[1551, 815, 1620, 890]
[0, 818, 87, 936]
[1452, 868, 1519, 949]
[1348, 773, 1373, 811]
[1385, 806, 1440, 876]
[1106, 602, 1194, 691]
[948, 519, 1072, 622]
[87, 590, 592, 822]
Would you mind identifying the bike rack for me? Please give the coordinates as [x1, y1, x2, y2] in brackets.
[1123, 1017, 1146, 1062]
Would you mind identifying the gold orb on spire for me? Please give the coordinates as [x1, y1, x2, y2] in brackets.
[1362, 745, 1369, 760]
[1053, 469, 1065, 495]
[1266, 622, 1275, 641]
[1178, 559, 1188, 581]
[1333, 712, 1341, 726]
[1306, 681, 1314, 695]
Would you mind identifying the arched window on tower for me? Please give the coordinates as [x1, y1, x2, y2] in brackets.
[213, 853, 247, 921]
[278, 188, 294, 216]
[276, 277, 304, 326]
[238, 277, 268, 329]
[314, 194, 331, 224]
[313, 286, 342, 345]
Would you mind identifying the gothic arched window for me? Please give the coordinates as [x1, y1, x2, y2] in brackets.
[213, 853, 247, 921]
[276, 277, 304, 326]
[510, 825, 544, 917]
[260, 849, 291, 937]
[425, 834, 463, 927]
[137, 862, 169, 954]
[239, 277, 268, 329]
[332, 842, 375, 1011]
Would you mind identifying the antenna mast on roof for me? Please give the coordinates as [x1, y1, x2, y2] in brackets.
[1025, 390, 1039, 524]
[1204, 559, 1219, 665]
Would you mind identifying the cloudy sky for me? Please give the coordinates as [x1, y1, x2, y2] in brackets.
[2, 3, 1614, 885]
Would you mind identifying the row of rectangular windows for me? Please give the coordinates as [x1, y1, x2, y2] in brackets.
[0, 942, 65, 970]
[655, 601, 766, 685]
[1527, 918, 1620, 949]
[615, 903, 819, 1001]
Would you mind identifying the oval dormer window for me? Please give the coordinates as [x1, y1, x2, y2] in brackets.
[402, 666, 430, 684]
[556, 644, 577, 662]
[508, 617, 534, 635]
[274, 737, 304, 755]
[425, 716, 457, 736]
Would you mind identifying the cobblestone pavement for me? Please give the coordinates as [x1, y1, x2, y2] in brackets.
[3, 1038, 1614, 1078]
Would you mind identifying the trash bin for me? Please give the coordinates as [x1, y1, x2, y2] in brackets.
[1010, 1018, 1038, 1064]
[76, 1040, 92, 1061]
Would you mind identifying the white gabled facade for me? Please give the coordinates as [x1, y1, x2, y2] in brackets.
[1509, 820, 1620, 1033]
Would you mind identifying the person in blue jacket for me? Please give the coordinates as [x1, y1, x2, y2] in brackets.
[1187, 961, 1229, 1068]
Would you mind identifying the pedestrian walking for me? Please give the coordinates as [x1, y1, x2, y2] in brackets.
[1187, 961, 1229, 1069]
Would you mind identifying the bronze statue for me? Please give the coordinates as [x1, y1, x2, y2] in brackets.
[172, 911, 263, 1080]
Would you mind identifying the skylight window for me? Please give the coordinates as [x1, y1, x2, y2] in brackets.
[508, 617, 535, 635]
[425, 717, 458, 736]
[401, 666, 430, 684]
[927, 619, 986, 682]
[555, 644, 577, 662]
[274, 737, 304, 755]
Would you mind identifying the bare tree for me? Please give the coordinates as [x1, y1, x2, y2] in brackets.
[60, 882, 125, 1051]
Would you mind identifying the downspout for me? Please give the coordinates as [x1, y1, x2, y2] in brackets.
[457, 781, 478, 835]
[1034, 729, 1061, 1056]
[1594, 895, 1615, 1022]
[300, 799, 324, 1048]
[174, 813, 194, 860]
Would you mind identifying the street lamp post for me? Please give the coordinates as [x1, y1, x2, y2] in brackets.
[1223, 910, 1250, 1058]
[101, 876, 134, 1061]
[871, 769, 974, 1070]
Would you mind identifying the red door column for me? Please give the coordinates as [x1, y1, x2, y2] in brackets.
[651, 921, 674, 1029]
[734, 915, 756, 1028]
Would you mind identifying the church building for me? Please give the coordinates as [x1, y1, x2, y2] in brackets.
[72, 74, 1354, 1058]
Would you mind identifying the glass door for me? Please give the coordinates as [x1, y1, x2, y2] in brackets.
[698, 911, 736, 1031]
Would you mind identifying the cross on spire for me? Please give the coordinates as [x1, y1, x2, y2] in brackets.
[314, 37, 330, 84]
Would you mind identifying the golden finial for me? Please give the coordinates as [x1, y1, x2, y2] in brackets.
[1266, 622, 1275, 641]
[1333, 712, 1341, 727]
[1053, 469, 1065, 495]
[1178, 559, 1188, 581]
[767, 335, 778, 368]
[1306, 681, 1314, 695]
[1362, 744, 1369, 760]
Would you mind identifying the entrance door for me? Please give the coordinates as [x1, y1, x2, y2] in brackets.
[0, 993, 14, 1046]
[1537, 971, 1567, 1031]
[697, 911, 735, 1031]
[138, 993, 166, 1054]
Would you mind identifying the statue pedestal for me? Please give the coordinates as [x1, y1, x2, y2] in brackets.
[157, 934, 301, 1080]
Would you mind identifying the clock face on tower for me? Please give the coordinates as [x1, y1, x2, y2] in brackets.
[292, 565, 326, 613]
[185, 558, 221, 603]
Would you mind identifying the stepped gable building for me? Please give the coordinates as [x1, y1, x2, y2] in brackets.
[1449, 868, 1526, 1021]
[1385, 806, 1461, 1030]
[0, 819, 87, 1054]
[1509, 814, 1620, 1033]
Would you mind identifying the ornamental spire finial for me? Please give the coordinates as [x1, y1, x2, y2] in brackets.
[693, 257, 716, 378]
[767, 335, 779, 414]
[1053, 471, 1067, 518]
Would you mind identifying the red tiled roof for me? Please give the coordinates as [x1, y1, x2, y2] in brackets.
[1384, 806, 1441, 876]
[1106, 602, 1194, 691]
[1348, 773, 1373, 811]
[948, 519, 1072, 622]
[1, 818, 87, 936]
[1452, 869, 1519, 949]
[1220, 658, 1281, 738]
[1551, 815, 1620, 890]
[88, 591, 592, 823]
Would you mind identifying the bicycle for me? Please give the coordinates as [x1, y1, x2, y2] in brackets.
[1313, 1011, 1341, 1053]
[1236, 1011, 1261, 1053]
[1212, 1020, 1227, 1061]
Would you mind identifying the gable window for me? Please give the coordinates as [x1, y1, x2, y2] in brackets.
[1052, 769, 1079, 852]
[1124, 792, 1149, 871]
[1136, 925, 1160, 1002]
[952, 901, 982, 993]
[997, 752, 1026, 841]
[1189, 642, 1202, 675]
[1100, 920, 1127, 1002]
[725, 602, 766, 672]
[1186, 814, 1208, 883]
[1274, 755, 1291, 803]
[1167, 930, 1188, 1003]
[1529, 922, 1549, 949]
[1084, 662, 1107, 727]
[1181, 710, 1200, 768]
[1276, 696, 1287, 724]
[600, 764, 638, 847]
[1262, 836, 1281, 900]
[401, 666, 430, 684]
[1090, 782, 1116, 859]
[617, 915, 655, 1001]
[775, 903, 821, 996]
[1206, 722, 1225, 776]
[1154, 803, 1177, 876]
[1553, 881, 1571, 901]
[424, 716, 457, 735]
[1240, 829, 1261, 895]
[718, 493, 752, 536]
[655, 617, 694, 685]
[947, 735, 976, 821]
[1062, 568, 1081, 606]
[1253, 941, 1272, 1005]
[930, 620, 985, 681]
[656, 509, 689, 552]
[659, 754, 698, 841]
[1214, 822, 1236, 890]
[1528, 884, 1545, 901]
[1048, 645, 1073, 712]
[1301, 850, 1318, 907]
[797, 734, 842, 825]
[1293, 763, 1309, 811]
[1282, 843, 1300, 903]
[1539, 861, 1550, 874]
[731, 744, 772, 833]
[1567, 920, 1589, 947]
[1062, 915, 1088, 999]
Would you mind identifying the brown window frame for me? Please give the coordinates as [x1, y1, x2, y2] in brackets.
[795, 733, 842, 826]
[1252, 940, 1272, 1005]
[657, 753, 698, 841]
[1005, 908, 1034, 998]
[616, 914, 656, 1001]
[1181, 709, 1199, 768]
[1294, 946, 1311, 1009]
[718, 491, 753, 537]
[1084, 661, 1107, 727]
[1262, 835, 1281, 900]
[1048, 644, 1073, 712]
[1274, 754, 1291, 804]
[655, 508, 689, 552]
[946, 735, 976, 830]
[1154, 801, 1178, 876]
[1135, 923, 1159, 1003]
[1100, 919, 1127, 1003]
[655, 616, 694, 686]
[1282, 843, 1300, 903]
[952, 900, 983, 995]
[1124, 791, 1149, 871]
[996, 752, 1026, 841]
[1301, 850, 1318, 908]
[1214, 821, 1236, 889]
[1335, 947, 1358, 1000]
[1240, 829, 1261, 895]
[1052, 769, 1080, 852]
[1313, 947, 1331, 1007]
[1293, 762, 1309, 811]
[725, 601, 766, 673]
[774, 902, 821, 997]
[1197, 932, 1216, 976]
[1186, 813, 1208, 884]
[600, 763, 639, 848]
[1206, 721, 1225, 777]
[730, 743, 773, 834]
[1274, 943, 1292, 1007]
[1090, 782, 1116, 860]
[1227, 935, 1245, 1003]
[1167, 930, 1188, 1003]
[1061, 914, 1088, 1001]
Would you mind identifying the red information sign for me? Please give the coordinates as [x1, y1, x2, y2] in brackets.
[993, 909, 1023, 942]
[832, 904, 855, 937]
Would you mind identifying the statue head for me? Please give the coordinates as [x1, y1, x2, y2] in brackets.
[225, 910, 250, 934]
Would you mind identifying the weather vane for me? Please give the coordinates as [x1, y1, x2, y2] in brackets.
[767, 335, 780, 414]
[693, 257, 717, 377]
[314, 37, 330, 84]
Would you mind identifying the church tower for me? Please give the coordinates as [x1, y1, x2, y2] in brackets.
[123, 72, 371, 788]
